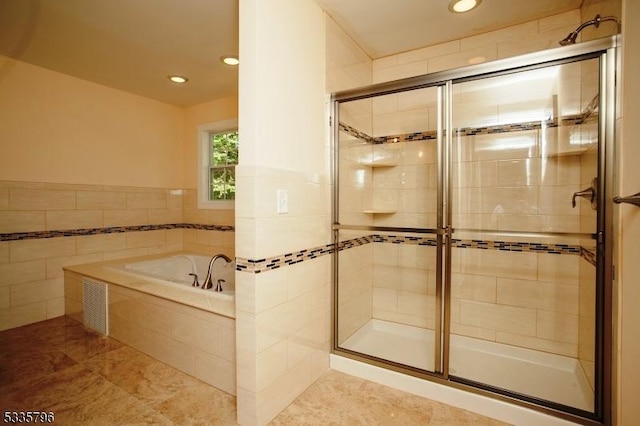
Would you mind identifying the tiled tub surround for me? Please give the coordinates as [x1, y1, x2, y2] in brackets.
[63, 252, 236, 395]
[0, 181, 234, 331]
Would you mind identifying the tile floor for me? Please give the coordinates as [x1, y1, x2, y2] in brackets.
[0, 317, 509, 425]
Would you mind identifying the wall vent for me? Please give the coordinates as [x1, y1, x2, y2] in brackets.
[83, 279, 108, 335]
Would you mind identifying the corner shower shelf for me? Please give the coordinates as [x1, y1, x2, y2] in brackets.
[363, 209, 396, 214]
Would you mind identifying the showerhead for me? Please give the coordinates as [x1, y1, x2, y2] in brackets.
[558, 14, 620, 46]
[559, 31, 579, 46]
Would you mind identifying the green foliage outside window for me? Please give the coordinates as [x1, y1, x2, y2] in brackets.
[209, 131, 238, 200]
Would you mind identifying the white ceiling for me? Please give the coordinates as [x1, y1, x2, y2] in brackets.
[0, 0, 587, 107]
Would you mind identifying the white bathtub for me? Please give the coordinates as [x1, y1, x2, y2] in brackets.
[109, 254, 235, 296]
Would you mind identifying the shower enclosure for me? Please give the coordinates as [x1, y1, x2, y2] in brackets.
[331, 37, 616, 424]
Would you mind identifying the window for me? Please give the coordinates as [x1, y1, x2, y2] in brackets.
[209, 130, 238, 200]
[198, 119, 238, 209]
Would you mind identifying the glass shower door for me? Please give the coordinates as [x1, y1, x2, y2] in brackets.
[335, 87, 443, 373]
[447, 58, 600, 413]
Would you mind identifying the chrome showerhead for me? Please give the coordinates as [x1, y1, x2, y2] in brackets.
[559, 31, 579, 46]
[558, 14, 620, 46]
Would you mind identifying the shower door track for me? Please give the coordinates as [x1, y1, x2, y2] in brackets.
[331, 36, 618, 426]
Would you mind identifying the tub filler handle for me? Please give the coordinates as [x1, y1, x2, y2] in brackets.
[215, 279, 225, 292]
[188, 273, 200, 287]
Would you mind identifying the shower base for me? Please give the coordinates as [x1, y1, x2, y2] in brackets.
[341, 319, 593, 412]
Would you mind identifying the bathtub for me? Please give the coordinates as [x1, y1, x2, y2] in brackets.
[110, 253, 236, 296]
[63, 252, 237, 395]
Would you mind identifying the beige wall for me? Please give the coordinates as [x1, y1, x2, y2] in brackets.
[0, 55, 184, 188]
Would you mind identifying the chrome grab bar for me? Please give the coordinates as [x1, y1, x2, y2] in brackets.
[614, 192, 640, 207]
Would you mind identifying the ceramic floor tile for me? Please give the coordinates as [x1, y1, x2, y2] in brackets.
[1, 318, 513, 425]
[271, 370, 511, 426]
[154, 382, 237, 425]
[0, 347, 77, 387]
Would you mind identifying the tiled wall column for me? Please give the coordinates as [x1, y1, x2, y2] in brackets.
[236, 0, 329, 423]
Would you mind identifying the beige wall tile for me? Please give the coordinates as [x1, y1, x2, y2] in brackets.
[102, 247, 149, 261]
[10, 277, 64, 306]
[76, 233, 127, 254]
[10, 237, 76, 262]
[538, 10, 581, 33]
[9, 188, 76, 210]
[429, 45, 498, 74]
[0, 242, 8, 264]
[0, 211, 46, 233]
[454, 249, 538, 280]
[77, 190, 126, 210]
[0, 286, 9, 309]
[459, 299, 536, 336]
[538, 253, 579, 284]
[497, 27, 575, 59]
[0, 187, 8, 209]
[103, 209, 148, 227]
[537, 310, 579, 344]
[0, 260, 46, 286]
[462, 21, 538, 50]
[398, 40, 460, 65]
[148, 208, 182, 225]
[451, 272, 497, 303]
[126, 191, 167, 209]
[167, 190, 183, 209]
[0, 301, 47, 331]
[46, 296, 65, 319]
[497, 278, 578, 315]
[46, 210, 103, 230]
[46, 253, 103, 279]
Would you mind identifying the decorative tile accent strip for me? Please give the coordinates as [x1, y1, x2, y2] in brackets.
[339, 111, 597, 146]
[0, 223, 234, 242]
[236, 243, 335, 273]
[580, 246, 597, 267]
[236, 234, 589, 274]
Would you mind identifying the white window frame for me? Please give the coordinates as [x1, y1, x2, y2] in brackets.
[197, 118, 238, 209]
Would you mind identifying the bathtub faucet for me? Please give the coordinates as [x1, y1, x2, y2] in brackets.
[202, 254, 233, 290]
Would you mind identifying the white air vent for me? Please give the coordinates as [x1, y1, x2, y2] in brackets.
[83, 278, 108, 335]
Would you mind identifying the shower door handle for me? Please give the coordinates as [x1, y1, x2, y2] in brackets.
[572, 178, 598, 209]
[614, 192, 640, 207]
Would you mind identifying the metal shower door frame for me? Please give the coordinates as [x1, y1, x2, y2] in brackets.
[331, 35, 618, 425]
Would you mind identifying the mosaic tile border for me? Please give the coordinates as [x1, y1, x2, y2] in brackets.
[0, 223, 234, 242]
[581, 246, 597, 267]
[236, 234, 593, 273]
[339, 101, 598, 146]
[236, 243, 335, 273]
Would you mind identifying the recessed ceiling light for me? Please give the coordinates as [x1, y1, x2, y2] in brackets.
[168, 75, 188, 84]
[448, 0, 482, 13]
[220, 55, 239, 66]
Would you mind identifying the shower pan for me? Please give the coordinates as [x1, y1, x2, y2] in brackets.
[331, 36, 617, 425]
